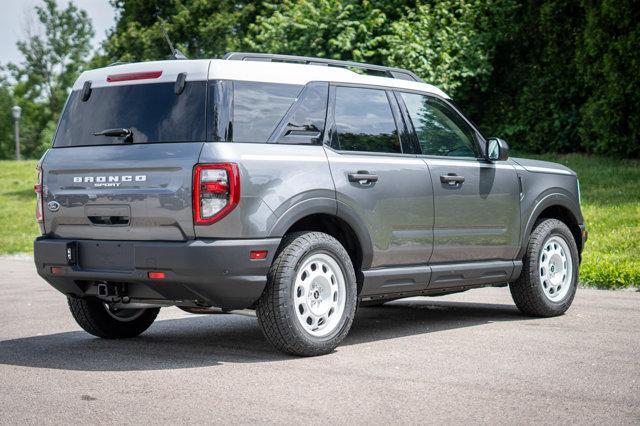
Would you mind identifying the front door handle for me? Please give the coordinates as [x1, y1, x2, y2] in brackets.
[440, 174, 465, 185]
[348, 171, 379, 184]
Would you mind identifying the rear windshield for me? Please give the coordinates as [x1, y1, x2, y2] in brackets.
[53, 81, 207, 147]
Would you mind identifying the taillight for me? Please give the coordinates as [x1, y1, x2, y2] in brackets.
[34, 166, 44, 223]
[193, 163, 240, 225]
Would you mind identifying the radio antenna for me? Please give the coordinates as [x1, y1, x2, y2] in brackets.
[158, 17, 188, 60]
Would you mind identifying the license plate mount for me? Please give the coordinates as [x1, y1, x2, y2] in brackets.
[78, 241, 134, 271]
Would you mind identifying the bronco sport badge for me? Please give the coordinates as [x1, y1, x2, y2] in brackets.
[73, 175, 147, 187]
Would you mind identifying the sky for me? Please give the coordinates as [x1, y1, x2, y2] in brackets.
[0, 0, 116, 65]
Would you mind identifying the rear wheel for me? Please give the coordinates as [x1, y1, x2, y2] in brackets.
[256, 232, 357, 356]
[510, 219, 579, 317]
[68, 297, 159, 338]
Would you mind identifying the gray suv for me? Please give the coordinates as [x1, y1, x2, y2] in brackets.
[33, 53, 587, 356]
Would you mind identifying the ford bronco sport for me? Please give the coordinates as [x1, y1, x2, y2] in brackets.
[33, 53, 587, 356]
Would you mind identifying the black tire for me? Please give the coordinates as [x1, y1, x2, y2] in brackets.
[67, 297, 160, 338]
[510, 218, 579, 317]
[256, 232, 358, 356]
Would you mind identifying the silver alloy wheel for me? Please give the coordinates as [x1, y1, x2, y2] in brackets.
[104, 303, 146, 322]
[539, 235, 573, 302]
[293, 253, 347, 338]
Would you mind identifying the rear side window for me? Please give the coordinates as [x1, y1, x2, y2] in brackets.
[54, 81, 206, 147]
[333, 86, 400, 153]
[272, 82, 328, 145]
[232, 82, 302, 142]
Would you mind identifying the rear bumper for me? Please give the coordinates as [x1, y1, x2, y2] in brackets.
[33, 237, 281, 310]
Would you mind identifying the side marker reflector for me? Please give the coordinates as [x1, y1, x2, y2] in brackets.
[51, 267, 62, 274]
[148, 271, 166, 279]
[250, 250, 268, 260]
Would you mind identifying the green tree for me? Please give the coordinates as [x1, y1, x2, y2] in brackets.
[246, 0, 389, 63]
[468, 0, 587, 153]
[0, 76, 15, 159]
[6, 0, 93, 158]
[463, 0, 639, 157]
[8, 0, 635, 159]
[577, 0, 640, 157]
[382, 0, 512, 95]
[103, 0, 264, 62]
[247, 0, 515, 99]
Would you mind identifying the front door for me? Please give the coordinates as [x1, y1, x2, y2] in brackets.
[325, 85, 434, 295]
[398, 91, 520, 285]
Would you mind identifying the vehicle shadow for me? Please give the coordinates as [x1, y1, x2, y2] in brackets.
[0, 298, 523, 371]
[348, 298, 522, 345]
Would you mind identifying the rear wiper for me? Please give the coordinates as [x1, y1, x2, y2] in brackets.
[93, 128, 133, 143]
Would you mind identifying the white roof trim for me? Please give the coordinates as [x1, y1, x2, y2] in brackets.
[72, 60, 211, 90]
[208, 59, 450, 99]
[72, 58, 450, 99]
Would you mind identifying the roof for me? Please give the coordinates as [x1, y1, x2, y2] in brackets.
[223, 52, 423, 82]
[72, 58, 450, 99]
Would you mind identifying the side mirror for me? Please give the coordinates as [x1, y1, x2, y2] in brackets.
[486, 138, 509, 161]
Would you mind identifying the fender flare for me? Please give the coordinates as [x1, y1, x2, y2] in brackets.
[518, 190, 582, 259]
[267, 197, 374, 270]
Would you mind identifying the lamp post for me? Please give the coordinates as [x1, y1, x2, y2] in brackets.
[11, 105, 22, 161]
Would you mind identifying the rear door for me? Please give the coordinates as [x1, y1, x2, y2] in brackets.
[325, 84, 433, 285]
[42, 63, 209, 241]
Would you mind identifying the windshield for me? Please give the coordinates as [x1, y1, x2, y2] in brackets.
[53, 81, 207, 147]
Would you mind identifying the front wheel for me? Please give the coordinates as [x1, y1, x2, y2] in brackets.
[510, 219, 579, 317]
[68, 297, 160, 338]
[256, 232, 357, 356]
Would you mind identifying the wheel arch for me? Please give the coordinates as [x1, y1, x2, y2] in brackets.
[520, 193, 583, 260]
[268, 198, 373, 294]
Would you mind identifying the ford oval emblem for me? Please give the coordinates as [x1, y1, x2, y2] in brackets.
[47, 201, 60, 212]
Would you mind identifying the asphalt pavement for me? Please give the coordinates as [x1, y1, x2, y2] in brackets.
[0, 255, 638, 424]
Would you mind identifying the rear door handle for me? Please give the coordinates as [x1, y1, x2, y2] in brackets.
[348, 171, 379, 184]
[440, 174, 465, 185]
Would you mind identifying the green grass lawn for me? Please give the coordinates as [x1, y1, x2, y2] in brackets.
[0, 160, 39, 254]
[0, 155, 638, 288]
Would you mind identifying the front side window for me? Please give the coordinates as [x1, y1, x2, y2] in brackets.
[400, 92, 477, 158]
[232, 81, 302, 143]
[54, 81, 207, 147]
[333, 86, 401, 153]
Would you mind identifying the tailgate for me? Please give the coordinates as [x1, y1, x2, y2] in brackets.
[42, 143, 202, 241]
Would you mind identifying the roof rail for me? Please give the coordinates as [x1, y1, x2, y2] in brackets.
[223, 52, 423, 83]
